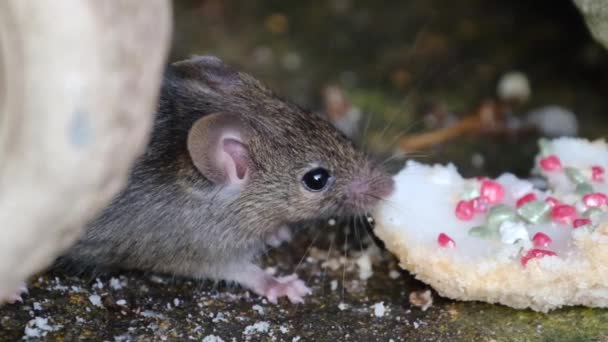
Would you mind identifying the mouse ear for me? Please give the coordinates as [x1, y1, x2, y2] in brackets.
[187, 112, 252, 187]
[171, 56, 243, 93]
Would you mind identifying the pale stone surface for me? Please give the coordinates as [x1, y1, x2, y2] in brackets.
[0, 1, 171, 301]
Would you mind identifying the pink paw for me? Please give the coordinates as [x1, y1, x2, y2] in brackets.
[261, 274, 311, 304]
[265, 226, 293, 247]
[2, 282, 28, 304]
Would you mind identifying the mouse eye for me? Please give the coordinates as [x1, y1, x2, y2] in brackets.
[302, 167, 331, 192]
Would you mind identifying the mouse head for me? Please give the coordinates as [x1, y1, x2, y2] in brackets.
[176, 56, 394, 223]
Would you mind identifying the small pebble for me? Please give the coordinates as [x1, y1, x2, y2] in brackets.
[409, 290, 433, 311]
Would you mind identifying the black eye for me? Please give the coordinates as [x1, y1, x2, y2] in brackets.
[302, 168, 331, 192]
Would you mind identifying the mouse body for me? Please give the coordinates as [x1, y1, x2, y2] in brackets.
[61, 56, 393, 303]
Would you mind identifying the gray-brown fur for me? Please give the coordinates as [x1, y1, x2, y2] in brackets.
[60, 56, 393, 292]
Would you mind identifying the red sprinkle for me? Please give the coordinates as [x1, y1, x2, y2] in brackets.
[573, 218, 591, 229]
[582, 193, 608, 208]
[480, 180, 505, 204]
[545, 197, 561, 207]
[592, 165, 605, 182]
[471, 196, 490, 213]
[455, 200, 475, 221]
[521, 249, 557, 267]
[550, 204, 577, 224]
[532, 233, 552, 248]
[516, 193, 537, 208]
[540, 155, 562, 172]
[437, 233, 455, 248]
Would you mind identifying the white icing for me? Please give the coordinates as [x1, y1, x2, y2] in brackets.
[499, 221, 530, 244]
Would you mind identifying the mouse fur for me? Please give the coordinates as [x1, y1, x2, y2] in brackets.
[59, 56, 394, 303]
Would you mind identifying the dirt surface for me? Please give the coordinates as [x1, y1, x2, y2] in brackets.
[3, 222, 608, 341]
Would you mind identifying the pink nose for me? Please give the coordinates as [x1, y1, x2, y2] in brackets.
[349, 180, 370, 197]
[347, 176, 394, 211]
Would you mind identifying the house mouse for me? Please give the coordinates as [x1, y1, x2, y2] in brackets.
[59, 56, 394, 304]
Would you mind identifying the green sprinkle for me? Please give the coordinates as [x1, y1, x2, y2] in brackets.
[576, 182, 594, 195]
[461, 182, 480, 201]
[468, 226, 497, 239]
[587, 224, 598, 232]
[517, 200, 551, 224]
[565, 167, 587, 185]
[538, 138, 552, 156]
[583, 207, 604, 221]
[486, 204, 517, 231]
[579, 223, 592, 231]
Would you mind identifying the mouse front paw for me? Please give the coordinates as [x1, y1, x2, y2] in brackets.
[227, 264, 312, 304]
[265, 225, 293, 247]
[259, 274, 311, 304]
[1, 282, 28, 304]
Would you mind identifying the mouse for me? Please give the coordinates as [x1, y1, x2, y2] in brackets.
[59, 56, 394, 304]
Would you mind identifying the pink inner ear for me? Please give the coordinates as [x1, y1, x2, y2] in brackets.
[222, 137, 249, 182]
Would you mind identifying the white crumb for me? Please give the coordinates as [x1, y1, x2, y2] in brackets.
[109, 277, 124, 290]
[243, 321, 270, 336]
[51, 278, 68, 292]
[23, 316, 63, 338]
[389, 270, 400, 279]
[93, 278, 104, 290]
[202, 335, 225, 342]
[372, 302, 386, 317]
[330, 280, 338, 291]
[116, 299, 127, 306]
[252, 304, 265, 315]
[338, 302, 349, 311]
[88, 294, 103, 308]
[212, 312, 228, 323]
[356, 253, 373, 280]
[140, 310, 164, 319]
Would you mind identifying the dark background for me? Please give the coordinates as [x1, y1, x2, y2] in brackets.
[171, 0, 608, 177]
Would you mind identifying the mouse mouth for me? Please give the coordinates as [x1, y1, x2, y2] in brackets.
[341, 167, 395, 215]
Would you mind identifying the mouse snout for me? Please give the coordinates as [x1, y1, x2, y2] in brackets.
[345, 167, 394, 212]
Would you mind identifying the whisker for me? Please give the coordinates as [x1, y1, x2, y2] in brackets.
[360, 192, 405, 213]
[355, 215, 365, 253]
[360, 111, 374, 154]
[294, 228, 321, 272]
[340, 226, 348, 305]
[314, 230, 335, 296]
